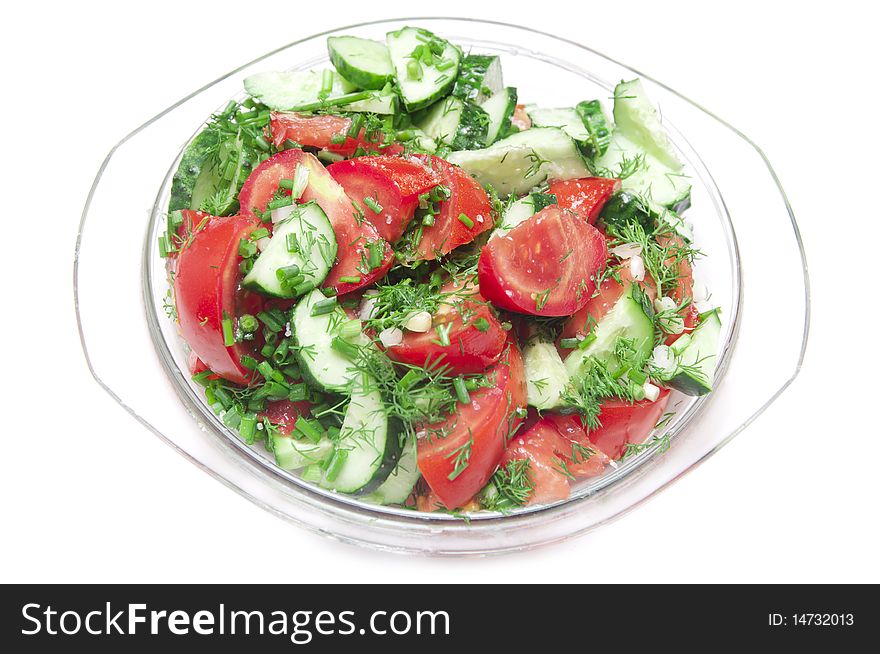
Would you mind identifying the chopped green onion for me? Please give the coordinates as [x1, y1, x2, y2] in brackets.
[257, 311, 285, 333]
[329, 132, 347, 145]
[282, 364, 301, 380]
[238, 238, 257, 258]
[464, 375, 487, 392]
[266, 195, 294, 211]
[347, 114, 364, 138]
[398, 369, 421, 390]
[320, 69, 334, 95]
[422, 214, 435, 227]
[310, 297, 338, 316]
[324, 449, 349, 482]
[457, 213, 474, 228]
[211, 386, 234, 410]
[300, 464, 323, 483]
[286, 233, 299, 253]
[472, 317, 490, 333]
[331, 336, 360, 359]
[239, 355, 258, 370]
[338, 275, 361, 284]
[192, 370, 214, 387]
[283, 139, 301, 150]
[288, 383, 309, 402]
[250, 227, 270, 241]
[368, 241, 384, 269]
[436, 323, 451, 347]
[295, 416, 325, 444]
[260, 343, 275, 358]
[339, 319, 362, 341]
[406, 60, 423, 81]
[578, 333, 598, 349]
[272, 338, 290, 363]
[559, 338, 580, 350]
[239, 259, 254, 276]
[158, 235, 169, 258]
[221, 316, 235, 346]
[363, 196, 383, 214]
[239, 413, 258, 443]
[275, 264, 301, 281]
[628, 369, 648, 385]
[278, 178, 296, 190]
[290, 164, 309, 200]
[257, 360, 275, 381]
[453, 377, 471, 405]
[238, 314, 258, 335]
[254, 135, 270, 152]
[436, 59, 456, 71]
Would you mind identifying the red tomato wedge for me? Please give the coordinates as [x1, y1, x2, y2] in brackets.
[410, 155, 493, 259]
[327, 155, 440, 244]
[585, 390, 671, 460]
[502, 416, 611, 505]
[510, 104, 532, 132]
[547, 177, 620, 224]
[657, 234, 698, 346]
[269, 112, 380, 157]
[560, 266, 656, 341]
[237, 149, 393, 295]
[478, 205, 608, 317]
[417, 340, 527, 509]
[259, 399, 312, 435]
[384, 278, 507, 375]
[173, 212, 265, 385]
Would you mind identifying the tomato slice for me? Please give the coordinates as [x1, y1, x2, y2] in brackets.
[269, 112, 381, 157]
[510, 104, 532, 132]
[173, 213, 264, 385]
[656, 234, 697, 346]
[560, 266, 656, 341]
[502, 415, 611, 505]
[259, 399, 312, 435]
[237, 149, 393, 295]
[417, 340, 527, 509]
[547, 177, 620, 224]
[478, 205, 608, 317]
[411, 155, 493, 260]
[585, 390, 671, 460]
[384, 278, 507, 375]
[327, 155, 440, 244]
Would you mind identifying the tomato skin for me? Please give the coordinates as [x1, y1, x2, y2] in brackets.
[384, 279, 507, 375]
[503, 415, 611, 505]
[586, 390, 671, 460]
[173, 213, 264, 385]
[327, 156, 440, 244]
[478, 205, 608, 317]
[411, 155, 493, 259]
[269, 112, 380, 156]
[417, 340, 527, 509]
[547, 178, 620, 224]
[237, 149, 394, 295]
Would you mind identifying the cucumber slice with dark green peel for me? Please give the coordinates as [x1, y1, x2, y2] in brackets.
[320, 373, 403, 494]
[481, 86, 517, 145]
[451, 102, 490, 151]
[242, 202, 337, 299]
[386, 27, 461, 112]
[271, 431, 334, 470]
[170, 127, 259, 216]
[447, 127, 591, 197]
[327, 36, 394, 90]
[523, 340, 569, 410]
[452, 54, 503, 104]
[361, 434, 420, 505]
[491, 191, 557, 239]
[564, 283, 655, 380]
[291, 289, 367, 392]
[243, 70, 356, 111]
[575, 100, 612, 158]
[667, 309, 721, 396]
[169, 128, 220, 212]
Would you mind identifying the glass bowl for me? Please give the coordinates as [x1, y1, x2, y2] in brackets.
[74, 17, 809, 555]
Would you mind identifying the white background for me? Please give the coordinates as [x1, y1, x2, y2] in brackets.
[2, 0, 878, 583]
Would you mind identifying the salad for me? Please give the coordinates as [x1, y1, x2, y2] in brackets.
[160, 26, 721, 514]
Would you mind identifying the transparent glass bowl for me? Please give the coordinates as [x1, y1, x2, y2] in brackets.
[74, 18, 809, 555]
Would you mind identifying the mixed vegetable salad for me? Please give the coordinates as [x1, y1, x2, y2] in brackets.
[160, 26, 721, 514]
